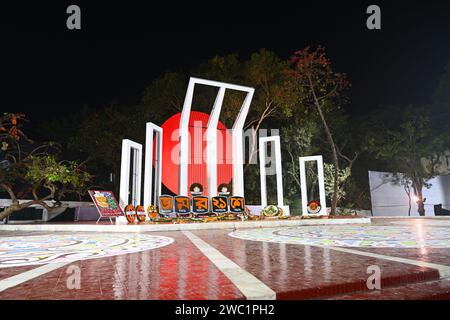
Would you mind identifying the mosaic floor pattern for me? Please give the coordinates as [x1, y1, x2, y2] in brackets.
[229, 225, 450, 248]
[391, 220, 450, 227]
[0, 233, 174, 268]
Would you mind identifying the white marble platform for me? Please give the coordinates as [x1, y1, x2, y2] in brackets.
[0, 218, 370, 233]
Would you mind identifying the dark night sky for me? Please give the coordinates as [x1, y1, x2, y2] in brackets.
[2, 0, 450, 123]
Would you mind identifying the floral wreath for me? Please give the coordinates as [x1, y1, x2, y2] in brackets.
[307, 200, 321, 214]
[124, 204, 136, 224]
[217, 183, 231, 194]
[262, 205, 280, 217]
[147, 205, 159, 220]
[135, 205, 146, 222]
[190, 183, 204, 195]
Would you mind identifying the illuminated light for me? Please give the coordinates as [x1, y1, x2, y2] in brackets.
[416, 223, 427, 252]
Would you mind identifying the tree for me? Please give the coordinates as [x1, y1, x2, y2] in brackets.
[141, 71, 188, 125]
[40, 48, 357, 207]
[286, 46, 357, 214]
[137, 50, 298, 202]
[241, 49, 292, 164]
[323, 163, 351, 204]
[194, 50, 292, 164]
[388, 173, 413, 216]
[0, 113, 91, 220]
[141, 49, 303, 157]
[67, 105, 139, 193]
[365, 106, 448, 216]
[283, 120, 319, 198]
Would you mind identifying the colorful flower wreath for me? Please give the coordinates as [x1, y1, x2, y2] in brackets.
[124, 204, 136, 224]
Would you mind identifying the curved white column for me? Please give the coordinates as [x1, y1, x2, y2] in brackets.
[143, 123, 163, 209]
[259, 136, 284, 207]
[206, 87, 225, 198]
[299, 155, 327, 216]
[179, 77, 254, 197]
[119, 139, 142, 209]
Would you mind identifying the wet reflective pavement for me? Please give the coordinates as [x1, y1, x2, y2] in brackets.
[0, 218, 449, 300]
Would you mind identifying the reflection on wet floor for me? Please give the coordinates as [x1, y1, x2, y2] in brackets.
[0, 218, 449, 300]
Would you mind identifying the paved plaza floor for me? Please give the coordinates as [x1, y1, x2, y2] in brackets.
[0, 218, 450, 300]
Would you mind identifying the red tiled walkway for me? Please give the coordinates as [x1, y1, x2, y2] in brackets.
[0, 231, 244, 300]
[1, 218, 450, 300]
[191, 229, 442, 299]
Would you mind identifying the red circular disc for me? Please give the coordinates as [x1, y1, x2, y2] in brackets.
[158, 111, 233, 195]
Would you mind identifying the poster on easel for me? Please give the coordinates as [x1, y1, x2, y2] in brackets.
[88, 190, 124, 223]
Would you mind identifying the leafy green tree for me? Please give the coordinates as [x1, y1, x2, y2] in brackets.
[282, 120, 353, 214]
[283, 121, 319, 198]
[41, 48, 357, 207]
[0, 113, 91, 220]
[192, 49, 292, 163]
[67, 105, 141, 193]
[285, 46, 357, 214]
[141, 71, 188, 125]
[242, 49, 292, 164]
[365, 106, 448, 216]
[138, 50, 300, 202]
[323, 163, 351, 204]
[387, 173, 414, 216]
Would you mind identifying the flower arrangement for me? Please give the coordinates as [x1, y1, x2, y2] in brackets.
[124, 204, 136, 224]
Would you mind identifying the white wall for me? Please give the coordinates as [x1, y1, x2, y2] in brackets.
[368, 170, 450, 216]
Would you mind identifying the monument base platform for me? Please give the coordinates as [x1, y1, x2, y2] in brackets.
[0, 217, 370, 233]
